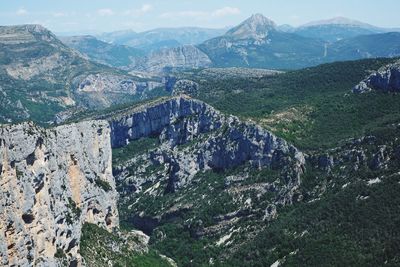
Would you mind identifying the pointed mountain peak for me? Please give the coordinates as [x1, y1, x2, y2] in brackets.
[226, 14, 276, 39]
[248, 13, 275, 24]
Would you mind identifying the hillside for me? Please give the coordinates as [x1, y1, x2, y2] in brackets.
[174, 57, 400, 149]
[102, 57, 400, 266]
[327, 32, 400, 61]
[0, 25, 165, 124]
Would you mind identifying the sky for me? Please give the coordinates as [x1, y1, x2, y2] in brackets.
[1, 0, 400, 34]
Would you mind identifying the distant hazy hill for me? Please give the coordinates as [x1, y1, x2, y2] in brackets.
[197, 14, 400, 69]
[198, 14, 326, 69]
[294, 17, 400, 42]
[326, 32, 400, 61]
[97, 27, 227, 52]
[60, 35, 144, 68]
[61, 15, 400, 72]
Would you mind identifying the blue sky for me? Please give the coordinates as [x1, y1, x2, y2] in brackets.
[1, 0, 399, 34]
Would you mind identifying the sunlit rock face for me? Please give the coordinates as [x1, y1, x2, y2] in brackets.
[0, 120, 118, 267]
[353, 60, 400, 93]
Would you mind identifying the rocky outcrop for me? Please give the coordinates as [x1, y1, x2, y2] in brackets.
[353, 60, 400, 93]
[77, 74, 140, 94]
[76, 74, 163, 95]
[135, 45, 212, 73]
[0, 24, 59, 45]
[171, 80, 199, 96]
[198, 67, 283, 79]
[109, 96, 221, 148]
[108, 96, 305, 240]
[0, 121, 118, 266]
[109, 96, 305, 194]
[309, 135, 399, 173]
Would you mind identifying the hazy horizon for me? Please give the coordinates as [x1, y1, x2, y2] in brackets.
[1, 0, 400, 34]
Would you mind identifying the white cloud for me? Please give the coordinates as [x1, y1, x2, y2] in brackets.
[16, 8, 28, 16]
[52, 12, 67, 18]
[123, 4, 153, 16]
[97, 8, 114, 16]
[140, 4, 152, 13]
[160, 7, 240, 20]
[212, 7, 241, 17]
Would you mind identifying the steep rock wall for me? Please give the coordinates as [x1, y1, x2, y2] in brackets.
[134, 45, 212, 73]
[0, 121, 118, 266]
[110, 97, 305, 195]
[353, 60, 400, 93]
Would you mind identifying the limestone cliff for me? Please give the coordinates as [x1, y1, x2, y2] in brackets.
[0, 121, 118, 266]
[109, 96, 305, 242]
[110, 96, 304, 198]
[134, 45, 212, 73]
[353, 60, 400, 93]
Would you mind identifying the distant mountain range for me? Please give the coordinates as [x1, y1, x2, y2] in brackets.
[292, 16, 400, 42]
[200, 14, 400, 70]
[59, 35, 144, 68]
[42, 14, 397, 72]
[97, 27, 228, 52]
[198, 14, 326, 69]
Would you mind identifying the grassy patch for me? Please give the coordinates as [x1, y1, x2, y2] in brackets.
[113, 137, 159, 165]
[80, 223, 171, 267]
[95, 178, 112, 192]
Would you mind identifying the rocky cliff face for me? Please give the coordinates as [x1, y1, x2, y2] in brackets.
[110, 96, 304, 191]
[109, 97, 305, 236]
[110, 97, 304, 175]
[72, 73, 163, 109]
[353, 60, 400, 93]
[0, 121, 118, 266]
[134, 45, 212, 73]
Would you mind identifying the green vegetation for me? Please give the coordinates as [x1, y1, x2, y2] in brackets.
[115, 58, 400, 266]
[65, 197, 81, 224]
[112, 137, 159, 165]
[54, 248, 66, 259]
[128, 125, 400, 267]
[80, 223, 171, 267]
[117, 164, 283, 266]
[222, 171, 400, 267]
[95, 178, 112, 192]
[182, 58, 399, 150]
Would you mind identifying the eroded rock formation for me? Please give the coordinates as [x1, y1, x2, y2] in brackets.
[110, 96, 305, 196]
[353, 60, 400, 93]
[0, 121, 118, 266]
